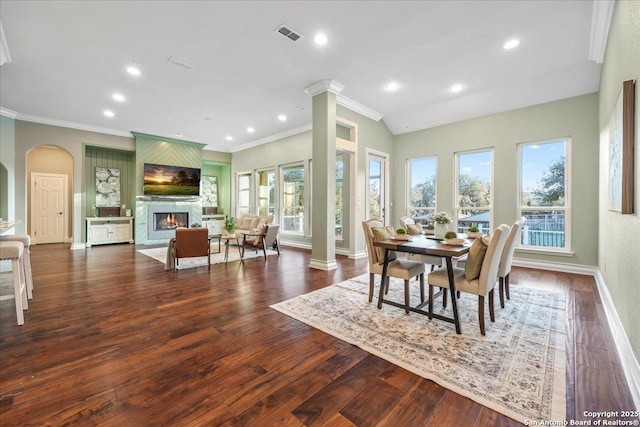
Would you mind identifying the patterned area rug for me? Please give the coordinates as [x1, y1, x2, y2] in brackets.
[137, 244, 277, 269]
[271, 274, 566, 423]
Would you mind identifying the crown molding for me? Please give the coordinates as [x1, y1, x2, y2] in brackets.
[0, 107, 17, 119]
[304, 79, 345, 97]
[0, 22, 12, 66]
[229, 123, 312, 153]
[588, 0, 615, 63]
[131, 131, 207, 148]
[336, 93, 384, 122]
[14, 112, 133, 138]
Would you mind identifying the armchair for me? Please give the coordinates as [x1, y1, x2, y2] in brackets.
[241, 224, 281, 260]
[171, 228, 211, 270]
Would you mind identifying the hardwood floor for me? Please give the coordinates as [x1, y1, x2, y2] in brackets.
[0, 243, 636, 426]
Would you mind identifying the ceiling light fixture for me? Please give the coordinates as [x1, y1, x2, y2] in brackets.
[384, 81, 400, 92]
[247, 127, 255, 133]
[503, 39, 520, 50]
[314, 33, 328, 46]
[112, 93, 125, 102]
[103, 110, 115, 118]
[225, 136, 233, 141]
[449, 83, 464, 93]
[126, 65, 141, 76]
[278, 114, 287, 122]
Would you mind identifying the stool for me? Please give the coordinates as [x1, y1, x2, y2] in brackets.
[0, 241, 28, 325]
[1, 234, 33, 299]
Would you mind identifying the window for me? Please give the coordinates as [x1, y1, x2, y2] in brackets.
[455, 150, 493, 234]
[282, 164, 304, 234]
[256, 169, 275, 216]
[237, 173, 251, 216]
[335, 154, 344, 240]
[518, 139, 569, 250]
[408, 157, 437, 224]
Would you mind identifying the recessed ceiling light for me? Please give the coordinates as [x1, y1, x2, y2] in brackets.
[314, 33, 328, 45]
[225, 135, 233, 141]
[278, 114, 287, 122]
[384, 81, 400, 92]
[204, 117, 212, 121]
[449, 83, 464, 93]
[112, 93, 125, 102]
[103, 110, 115, 118]
[126, 65, 141, 76]
[247, 127, 255, 133]
[503, 39, 520, 50]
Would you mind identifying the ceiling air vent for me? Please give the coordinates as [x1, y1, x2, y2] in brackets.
[275, 24, 302, 42]
[167, 56, 195, 71]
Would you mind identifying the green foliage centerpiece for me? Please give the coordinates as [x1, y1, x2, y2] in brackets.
[224, 215, 236, 236]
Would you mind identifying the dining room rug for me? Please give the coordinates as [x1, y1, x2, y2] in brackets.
[137, 244, 278, 269]
[271, 274, 566, 423]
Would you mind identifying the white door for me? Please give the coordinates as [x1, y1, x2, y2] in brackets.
[31, 173, 67, 244]
[366, 150, 389, 224]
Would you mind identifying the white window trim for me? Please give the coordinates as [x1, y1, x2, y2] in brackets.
[255, 167, 276, 216]
[280, 162, 306, 236]
[454, 148, 494, 233]
[406, 156, 437, 219]
[236, 171, 252, 217]
[516, 137, 572, 253]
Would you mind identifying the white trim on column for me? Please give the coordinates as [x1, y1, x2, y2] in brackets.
[304, 79, 345, 97]
[309, 258, 338, 271]
[588, 0, 615, 63]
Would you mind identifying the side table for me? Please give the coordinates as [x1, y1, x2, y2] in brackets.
[221, 234, 242, 263]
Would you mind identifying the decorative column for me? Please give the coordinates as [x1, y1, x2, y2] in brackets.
[304, 80, 343, 270]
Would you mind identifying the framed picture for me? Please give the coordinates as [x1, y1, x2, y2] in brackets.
[608, 80, 635, 214]
[200, 176, 218, 208]
[95, 167, 121, 207]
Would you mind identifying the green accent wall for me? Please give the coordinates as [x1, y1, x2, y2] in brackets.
[85, 146, 136, 217]
[202, 161, 231, 215]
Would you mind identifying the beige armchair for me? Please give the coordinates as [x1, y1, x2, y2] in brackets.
[171, 228, 211, 270]
[428, 224, 510, 335]
[241, 224, 281, 260]
[362, 219, 425, 312]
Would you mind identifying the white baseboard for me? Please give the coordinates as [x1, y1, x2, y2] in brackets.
[279, 240, 312, 250]
[348, 250, 367, 260]
[593, 270, 640, 412]
[70, 243, 86, 250]
[514, 257, 640, 411]
[309, 258, 338, 271]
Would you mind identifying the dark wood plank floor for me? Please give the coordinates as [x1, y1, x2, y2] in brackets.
[0, 243, 636, 426]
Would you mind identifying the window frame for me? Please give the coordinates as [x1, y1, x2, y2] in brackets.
[406, 156, 437, 224]
[280, 162, 306, 236]
[255, 168, 276, 216]
[517, 138, 572, 253]
[236, 172, 252, 217]
[454, 148, 494, 234]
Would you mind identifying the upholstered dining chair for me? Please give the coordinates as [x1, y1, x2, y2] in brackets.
[497, 220, 522, 306]
[427, 224, 510, 335]
[171, 228, 211, 270]
[399, 216, 443, 271]
[241, 223, 281, 260]
[362, 219, 426, 312]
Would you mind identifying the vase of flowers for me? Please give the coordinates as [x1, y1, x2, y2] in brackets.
[224, 215, 236, 236]
[430, 212, 452, 239]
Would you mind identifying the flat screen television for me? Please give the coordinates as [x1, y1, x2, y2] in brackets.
[143, 163, 201, 196]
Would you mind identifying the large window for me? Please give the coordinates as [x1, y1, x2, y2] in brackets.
[408, 157, 436, 224]
[455, 150, 493, 234]
[256, 169, 275, 216]
[335, 154, 344, 240]
[282, 164, 304, 234]
[518, 139, 569, 250]
[237, 173, 251, 216]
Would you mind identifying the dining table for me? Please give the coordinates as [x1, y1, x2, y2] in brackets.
[372, 234, 471, 334]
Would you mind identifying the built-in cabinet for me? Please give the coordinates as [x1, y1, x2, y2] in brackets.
[86, 217, 134, 247]
[202, 214, 225, 235]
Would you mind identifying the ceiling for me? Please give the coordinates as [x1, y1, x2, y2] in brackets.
[0, 1, 604, 153]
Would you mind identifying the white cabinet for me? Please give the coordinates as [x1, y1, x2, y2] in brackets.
[202, 214, 225, 235]
[86, 217, 134, 247]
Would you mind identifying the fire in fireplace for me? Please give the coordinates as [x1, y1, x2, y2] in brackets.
[154, 212, 189, 231]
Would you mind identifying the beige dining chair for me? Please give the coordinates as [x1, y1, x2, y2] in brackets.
[497, 220, 522, 306]
[362, 219, 426, 312]
[399, 216, 443, 271]
[427, 224, 510, 335]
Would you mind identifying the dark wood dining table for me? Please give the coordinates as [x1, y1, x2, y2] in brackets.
[372, 235, 471, 334]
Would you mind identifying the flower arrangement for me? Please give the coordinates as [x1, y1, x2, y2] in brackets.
[430, 211, 452, 224]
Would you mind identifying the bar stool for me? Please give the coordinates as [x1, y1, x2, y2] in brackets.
[0, 235, 33, 299]
[0, 241, 28, 325]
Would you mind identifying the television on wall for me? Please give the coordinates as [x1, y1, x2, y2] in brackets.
[143, 163, 201, 196]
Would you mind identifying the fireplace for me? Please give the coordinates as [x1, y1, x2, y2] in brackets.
[153, 212, 189, 231]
